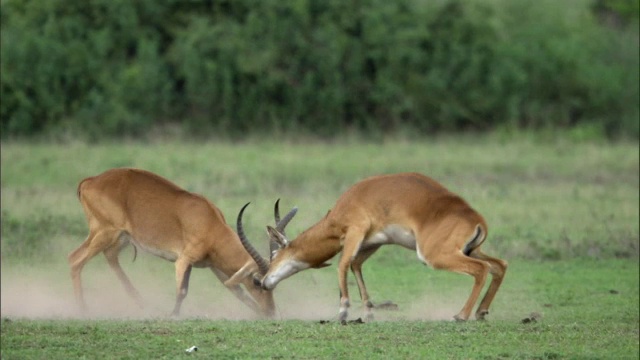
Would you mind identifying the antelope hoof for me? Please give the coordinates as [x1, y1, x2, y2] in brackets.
[453, 314, 467, 322]
[476, 310, 489, 320]
[338, 310, 348, 323]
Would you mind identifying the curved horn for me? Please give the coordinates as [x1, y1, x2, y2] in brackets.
[274, 199, 298, 234]
[271, 199, 297, 257]
[271, 199, 282, 258]
[237, 202, 270, 275]
[267, 199, 281, 260]
[274, 198, 282, 226]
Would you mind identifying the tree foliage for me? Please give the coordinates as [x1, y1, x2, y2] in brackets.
[1, 0, 638, 139]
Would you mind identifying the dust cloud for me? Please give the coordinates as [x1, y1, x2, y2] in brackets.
[1, 258, 463, 322]
[0, 258, 339, 321]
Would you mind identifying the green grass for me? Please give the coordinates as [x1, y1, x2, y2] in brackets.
[1, 260, 638, 359]
[1, 136, 638, 359]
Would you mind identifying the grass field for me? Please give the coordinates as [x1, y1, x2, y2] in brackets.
[1, 135, 638, 359]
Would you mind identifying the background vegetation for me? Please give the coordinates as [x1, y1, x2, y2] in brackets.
[1, 0, 638, 358]
[1, 138, 638, 359]
[1, 0, 639, 140]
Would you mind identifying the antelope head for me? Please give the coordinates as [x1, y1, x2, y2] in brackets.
[236, 199, 299, 289]
[238, 200, 334, 291]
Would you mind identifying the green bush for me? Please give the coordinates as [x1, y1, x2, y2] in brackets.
[1, 0, 638, 139]
[0, 0, 175, 138]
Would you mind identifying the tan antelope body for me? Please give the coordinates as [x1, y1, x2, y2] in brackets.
[239, 172, 508, 322]
[68, 168, 277, 317]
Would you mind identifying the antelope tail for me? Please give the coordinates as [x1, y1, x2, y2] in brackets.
[463, 225, 485, 256]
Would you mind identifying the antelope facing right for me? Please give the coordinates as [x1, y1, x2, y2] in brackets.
[68, 168, 295, 318]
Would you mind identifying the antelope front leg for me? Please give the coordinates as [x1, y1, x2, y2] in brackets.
[214, 268, 263, 317]
[337, 256, 351, 323]
[337, 228, 366, 324]
[225, 284, 261, 315]
[351, 245, 381, 322]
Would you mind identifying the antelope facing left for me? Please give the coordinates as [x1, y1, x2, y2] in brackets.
[68, 168, 294, 317]
[238, 172, 508, 322]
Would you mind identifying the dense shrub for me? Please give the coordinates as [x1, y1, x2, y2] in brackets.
[1, 0, 638, 139]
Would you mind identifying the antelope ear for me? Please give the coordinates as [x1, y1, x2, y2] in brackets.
[266, 225, 289, 248]
[224, 261, 255, 287]
[313, 262, 331, 269]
